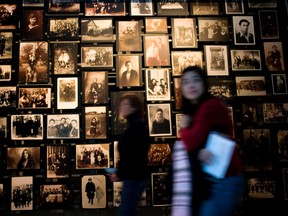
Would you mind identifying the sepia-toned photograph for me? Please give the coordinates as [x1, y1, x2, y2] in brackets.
[262, 103, 288, 123]
[48, 17, 79, 39]
[47, 114, 80, 139]
[130, 0, 153, 16]
[22, 0, 44, 7]
[145, 17, 168, 34]
[271, 74, 287, 95]
[76, 144, 110, 169]
[157, 1, 188, 16]
[263, 42, 285, 72]
[233, 16, 255, 45]
[46, 145, 69, 179]
[7, 147, 40, 170]
[248, 0, 277, 8]
[145, 69, 171, 101]
[18, 87, 51, 109]
[113, 141, 120, 169]
[57, 77, 78, 109]
[204, 45, 229, 76]
[242, 103, 257, 124]
[11, 114, 43, 140]
[208, 78, 235, 100]
[0, 183, 3, 209]
[230, 50, 261, 71]
[21, 9, 43, 40]
[81, 175, 106, 209]
[52, 42, 78, 75]
[151, 173, 171, 206]
[0, 65, 11, 81]
[85, 106, 107, 140]
[283, 168, 288, 200]
[19, 42, 49, 84]
[0, 117, 7, 140]
[259, 10, 279, 39]
[147, 144, 172, 166]
[83, 71, 108, 104]
[0, 32, 13, 60]
[235, 76, 266, 96]
[0, 86, 16, 108]
[81, 18, 113, 43]
[247, 178, 275, 199]
[277, 131, 288, 162]
[225, 0, 244, 14]
[85, 1, 125, 16]
[147, 103, 172, 137]
[81, 45, 113, 68]
[190, 2, 219, 15]
[48, 1, 80, 13]
[173, 77, 182, 110]
[0, 4, 17, 30]
[175, 113, 184, 138]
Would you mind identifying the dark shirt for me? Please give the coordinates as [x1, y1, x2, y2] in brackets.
[235, 32, 254, 43]
[151, 118, 170, 134]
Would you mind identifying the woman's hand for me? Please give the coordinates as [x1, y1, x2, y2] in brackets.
[179, 115, 192, 129]
[198, 149, 214, 165]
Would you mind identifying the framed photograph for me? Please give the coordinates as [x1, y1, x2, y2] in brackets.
[171, 18, 197, 48]
[171, 51, 202, 76]
[204, 45, 229, 76]
[48, 17, 79, 39]
[145, 69, 171, 101]
[21, 9, 43, 40]
[130, 0, 153, 16]
[235, 76, 267, 96]
[83, 71, 108, 104]
[81, 18, 113, 43]
[247, 178, 275, 199]
[22, 0, 44, 7]
[85, 1, 125, 16]
[283, 169, 288, 200]
[207, 78, 235, 100]
[113, 141, 120, 169]
[151, 173, 171, 206]
[81, 45, 113, 68]
[52, 42, 78, 75]
[84, 106, 107, 139]
[145, 17, 168, 34]
[48, 1, 80, 13]
[157, 2, 188, 16]
[0, 65, 11, 81]
[248, 0, 277, 8]
[46, 145, 69, 178]
[225, 0, 244, 14]
[39, 184, 73, 209]
[277, 131, 288, 161]
[259, 10, 279, 39]
[57, 77, 78, 109]
[190, 2, 219, 15]
[11, 176, 33, 211]
[11, 114, 43, 140]
[81, 175, 106, 209]
[264, 42, 285, 72]
[111, 91, 144, 135]
[18, 86, 51, 109]
[148, 144, 172, 166]
[19, 42, 49, 84]
[0, 4, 17, 30]
[233, 16, 255, 45]
[198, 17, 229, 42]
[0, 183, 3, 209]
[175, 113, 184, 138]
[0, 32, 13, 60]
[116, 54, 142, 88]
[143, 35, 170, 67]
[262, 103, 288, 123]
[116, 20, 142, 52]
[231, 50, 261, 71]
[47, 114, 79, 139]
[0, 117, 7, 140]
[227, 106, 235, 138]
[75, 144, 110, 169]
[173, 77, 182, 110]
[272, 74, 287, 95]
[147, 103, 172, 137]
[242, 103, 257, 124]
[0, 86, 16, 108]
[7, 147, 40, 170]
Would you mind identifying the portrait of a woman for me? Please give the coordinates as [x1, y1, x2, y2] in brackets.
[17, 149, 36, 169]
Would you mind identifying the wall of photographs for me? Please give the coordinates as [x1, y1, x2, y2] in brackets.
[1, 0, 288, 213]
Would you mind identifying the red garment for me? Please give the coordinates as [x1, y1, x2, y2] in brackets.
[180, 98, 244, 176]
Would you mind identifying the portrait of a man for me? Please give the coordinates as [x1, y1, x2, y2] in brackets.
[233, 16, 255, 45]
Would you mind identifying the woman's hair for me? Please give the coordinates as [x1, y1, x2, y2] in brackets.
[119, 94, 144, 117]
[181, 66, 212, 115]
[22, 149, 31, 158]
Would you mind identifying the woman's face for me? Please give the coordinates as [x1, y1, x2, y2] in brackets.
[119, 99, 135, 118]
[23, 150, 29, 159]
[181, 71, 205, 103]
[29, 17, 37, 25]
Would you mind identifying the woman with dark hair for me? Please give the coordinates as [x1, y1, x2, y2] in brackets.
[17, 149, 35, 169]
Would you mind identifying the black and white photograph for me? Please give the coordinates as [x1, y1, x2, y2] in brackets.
[171, 51, 202, 76]
[48, 17, 79, 39]
[0, 117, 7, 140]
[283, 168, 288, 200]
[7, 147, 40, 170]
[57, 77, 78, 109]
[0, 4, 17, 30]
[85, 106, 107, 140]
[204, 45, 229, 76]
[175, 113, 184, 138]
[231, 50, 261, 71]
[247, 178, 276, 199]
[243, 129, 272, 171]
[264, 42, 285, 72]
[85, 1, 125, 16]
[235, 76, 267, 96]
[83, 71, 108, 104]
[81, 175, 106, 209]
[18, 87, 51, 109]
[156, 1, 188, 16]
[0, 65, 11, 81]
[0, 86, 16, 108]
[242, 103, 257, 124]
[19, 42, 49, 84]
[46, 145, 69, 178]
[21, 9, 43, 40]
[173, 77, 182, 110]
[259, 10, 279, 39]
[145, 69, 171, 101]
[52, 42, 78, 75]
[22, 0, 44, 7]
[76, 144, 109, 169]
[81, 45, 113, 68]
[225, 0, 244, 14]
[271, 74, 287, 95]
[248, 0, 277, 8]
[171, 18, 197, 48]
[11, 176, 33, 211]
[116, 20, 142, 52]
[262, 103, 288, 123]
[207, 78, 235, 100]
[147, 144, 172, 166]
[113, 141, 120, 169]
[116, 55, 142, 88]
[198, 17, 229, 42]
[151, 173, 171, 206]
[47, 114, 80, 139]
[48, 1, 80, 13]
[233, 16, 255, 45]
[277, 131, 288, 161]
[11, 114, 43, 140]
[81, 18, 113, 43]
[130, 0, 153, 16]
[0, 32, 13, 60]
[145, 17, 168, 34]
[147, 103, 172, 137]
[190, 1, 219, 15]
